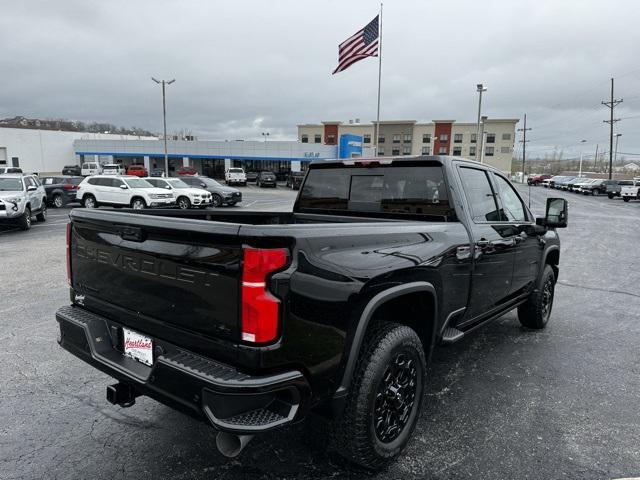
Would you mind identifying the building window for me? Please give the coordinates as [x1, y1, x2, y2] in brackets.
[454, 133, 463, 143]
[438, 146, 447, 155]
[314, 134, 321, 143]
[453, 146, 462, 156]
[469, 146, 476, 157]
[502, 133, 511, 140]
[363, 134, 371, 144]
[500, 146, 511, 154]
[392, 134, 401, 143]
[421, 146, 431, 155]
[403, 134, 412, 143]
[439, 134, 448, 142]
[392, 148, 400, 156]
[422, 134, 431, 143]
[378, 147, 385, 156]
[327, 134, 336, 144]
[301, 134, 308, 143]
[486, 133, 495, 144]
[485, 146, 494, 156]
[402, 146, 411, 155]
[470, 133, 477, 144]
[378, 134, 385, 143]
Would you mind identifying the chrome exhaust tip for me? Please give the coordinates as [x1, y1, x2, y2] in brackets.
[215, 432, 254, 458]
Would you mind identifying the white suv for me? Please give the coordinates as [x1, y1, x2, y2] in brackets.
[145, 177, 212, 209]
[0, 174, 48, 230]
[102, 164, 126, 175]
[225, 168, 247, 186]
[77, 175, 175, 209]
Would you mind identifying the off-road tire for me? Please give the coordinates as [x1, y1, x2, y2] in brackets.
[36, 203, 47, 222]
[18, 207, 32, 230]
[331, 323, 426, 470]
[518, 264, 556, 329]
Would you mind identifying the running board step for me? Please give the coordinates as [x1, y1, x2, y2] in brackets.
[441, 327, 464, 344]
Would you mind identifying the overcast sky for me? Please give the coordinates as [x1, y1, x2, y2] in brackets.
[1, 0, 640, 160]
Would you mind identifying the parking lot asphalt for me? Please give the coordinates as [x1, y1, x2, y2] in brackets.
[1, 184, 639, 480]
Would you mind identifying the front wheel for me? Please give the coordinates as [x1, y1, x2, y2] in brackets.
[82, 195, 97, 209]
[211, 194, 222, 207]
[131, 198, 146, 209]
[518, 264, 556, 329]
[18, 207, 32, 230]
[177, 196, 191, 209]
[623, 197, 630, 202]
[331, 323, 426, 470]
[608, 193, 614, 199]
[52, 194, 65, 208]
[36, 203, 47, 222]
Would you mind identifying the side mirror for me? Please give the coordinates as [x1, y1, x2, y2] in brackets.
[120, 185, 128, 190]
[165, 185, 171, 189]
[537, 198, 568, 228]
[27, 185, 37, 192]
[200, 183, 206, 188]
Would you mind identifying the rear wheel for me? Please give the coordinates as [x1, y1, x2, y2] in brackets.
[608, 193, 614, 199]
[623, 197, 630, 202]
[82, 194, 97, 209]
[131, 198, 146, 209]
[18, 207, 32, 230]
[177, 196, 191, 209]
[518, 264, 555, 329]
[593, 188, 601, 196]
[36, 203, 47, 222]
[53, 194, 64, 208]
[331, 323, 425, 470]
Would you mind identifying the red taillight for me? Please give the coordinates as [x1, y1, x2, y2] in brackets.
[66, 223, 72, 286]
[241, 247, 288, 343]
[63, 184, 77, 190]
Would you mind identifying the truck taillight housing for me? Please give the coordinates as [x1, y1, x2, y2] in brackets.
[66, 222, 72, 286]
[241, 247, 288, 343]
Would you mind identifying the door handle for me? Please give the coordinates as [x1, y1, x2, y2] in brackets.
[514, 232, 527, 244]
[476, 239, 490, 247]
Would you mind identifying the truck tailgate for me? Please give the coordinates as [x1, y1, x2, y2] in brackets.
[69, 209, 242, 342]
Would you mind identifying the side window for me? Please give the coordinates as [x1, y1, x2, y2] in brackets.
[458, 167, 500, 222]
[112, 178, 125, 188]
[25, 177, 36, 188]
[493, 174, 527, 222]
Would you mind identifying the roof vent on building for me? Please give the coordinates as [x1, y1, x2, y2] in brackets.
[349, 119, 353, 124]
[355, 118, 360, 124]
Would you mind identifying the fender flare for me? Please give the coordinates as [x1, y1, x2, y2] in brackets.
[334, 281, 437, 397]
[542, 245, 560, 268]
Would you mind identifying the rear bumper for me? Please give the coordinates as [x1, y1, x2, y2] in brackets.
[56, 305, 311, 434]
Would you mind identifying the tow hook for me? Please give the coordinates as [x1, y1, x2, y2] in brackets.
[106, 382, 139, 407]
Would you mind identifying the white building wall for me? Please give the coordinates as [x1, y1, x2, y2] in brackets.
[0, 127, 157, 174]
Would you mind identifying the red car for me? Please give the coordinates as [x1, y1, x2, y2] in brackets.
[176, 166, 198, 176]
[527, 174, 552, 186]
[126, 165, 148, 177]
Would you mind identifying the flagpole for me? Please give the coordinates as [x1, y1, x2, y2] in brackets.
[374, 3, 383, 157]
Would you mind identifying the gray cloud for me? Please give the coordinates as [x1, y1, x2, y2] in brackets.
[1, 0, 639, 160]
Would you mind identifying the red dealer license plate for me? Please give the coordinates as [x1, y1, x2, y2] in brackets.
[123, 328, 154, 366]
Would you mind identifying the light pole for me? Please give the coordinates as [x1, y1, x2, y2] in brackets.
[578, 139, 587, 177]
[614, 133, 622, 166]
[261, 132, 270, 143]
[479, 116, 488, 164]
[475, 84, 487, 162]
[151, 77, 175, 176]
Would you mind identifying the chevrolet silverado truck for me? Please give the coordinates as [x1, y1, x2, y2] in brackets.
[56, 156, 568, 469]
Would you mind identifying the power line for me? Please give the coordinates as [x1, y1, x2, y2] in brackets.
[602, 77, 623, 179]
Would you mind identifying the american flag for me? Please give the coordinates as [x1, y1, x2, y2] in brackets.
[332, 15, 379, 74]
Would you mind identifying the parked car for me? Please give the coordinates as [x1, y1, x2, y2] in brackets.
[150, 168, 165, 177]
[256, 171, 277, 188]
[145, 177, 212, 209]
[62, 165, 82, 176]
[102, 164, 126, 176]
[579, 179, 607, 195]
[245, 171, 259, 183]
[527, 174, 552, 186]
[176, 166, 198, 176]
[605, 179, 634, 198]
[179, 175, 242, 207]
[225, 168, 247, 186]
[621, 182, 640, 202]
[544, 175, 567, 188]
[81, 162, 102, 176]
[0, 173, 47, 230]
[554, 176, 578, 190]
[76, 175, 175, 209]
[0, 167, 23, 174]
[41, 176, 83, 207]
[126, 165, 148, 178]
[567, 178, 592, 192]
[286, 171, 305, 189]
[57, 156, 568, 469]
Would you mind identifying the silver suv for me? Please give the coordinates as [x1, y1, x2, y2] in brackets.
[0, 174, 48, 230]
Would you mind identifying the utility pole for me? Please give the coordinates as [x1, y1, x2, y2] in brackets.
[602, 78, 622, 179]
[614, 133, 622, 165]
[578, 139, 587, 177]
[475, 84, 487, 162]
[152, 77, 176, 177]
[593, 144, 599, 171]
[517, 114, 532, 182]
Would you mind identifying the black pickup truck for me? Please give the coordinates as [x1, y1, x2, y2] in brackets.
[56, 156, 568, 469]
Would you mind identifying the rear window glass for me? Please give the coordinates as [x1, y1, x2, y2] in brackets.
[228, 168, 244, 173]
[297, 163, 453, 220]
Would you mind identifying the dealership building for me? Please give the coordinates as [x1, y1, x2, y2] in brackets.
[298, 118, 519, 174]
